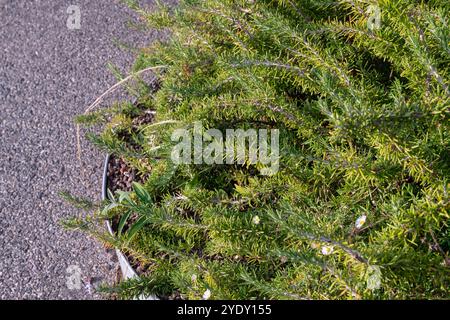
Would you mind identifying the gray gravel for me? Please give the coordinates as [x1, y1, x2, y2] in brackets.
[0, 0, 169, 299]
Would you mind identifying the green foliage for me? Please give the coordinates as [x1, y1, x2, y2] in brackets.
[74, 0, 450, 299]
[59, 191, 96, 210]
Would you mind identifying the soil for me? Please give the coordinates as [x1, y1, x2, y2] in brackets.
[107, 156, 147, 193]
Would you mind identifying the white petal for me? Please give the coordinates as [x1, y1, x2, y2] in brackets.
[321, 246, 333, 255]
[355, 215, 367, 229]
[202, 289, 211, 300]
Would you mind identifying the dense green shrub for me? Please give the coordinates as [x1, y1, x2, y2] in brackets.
[70, 0, 449, 299]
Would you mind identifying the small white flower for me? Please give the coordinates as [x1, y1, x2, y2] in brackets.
[202, 289, 211, 300]
[191, 274, 197, 282]
[355, 215, 367, 229]
[310, 242, 320, 249]
[252, 215, 260, 225]
[321, 246, 334, 255]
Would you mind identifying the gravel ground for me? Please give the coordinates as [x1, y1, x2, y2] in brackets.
[0, 0, 169, 299]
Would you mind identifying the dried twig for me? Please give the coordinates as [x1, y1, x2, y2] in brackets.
[76, 65, 167, 162]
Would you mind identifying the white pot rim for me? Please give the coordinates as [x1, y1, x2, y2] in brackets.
[102, 154, 158, 300]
